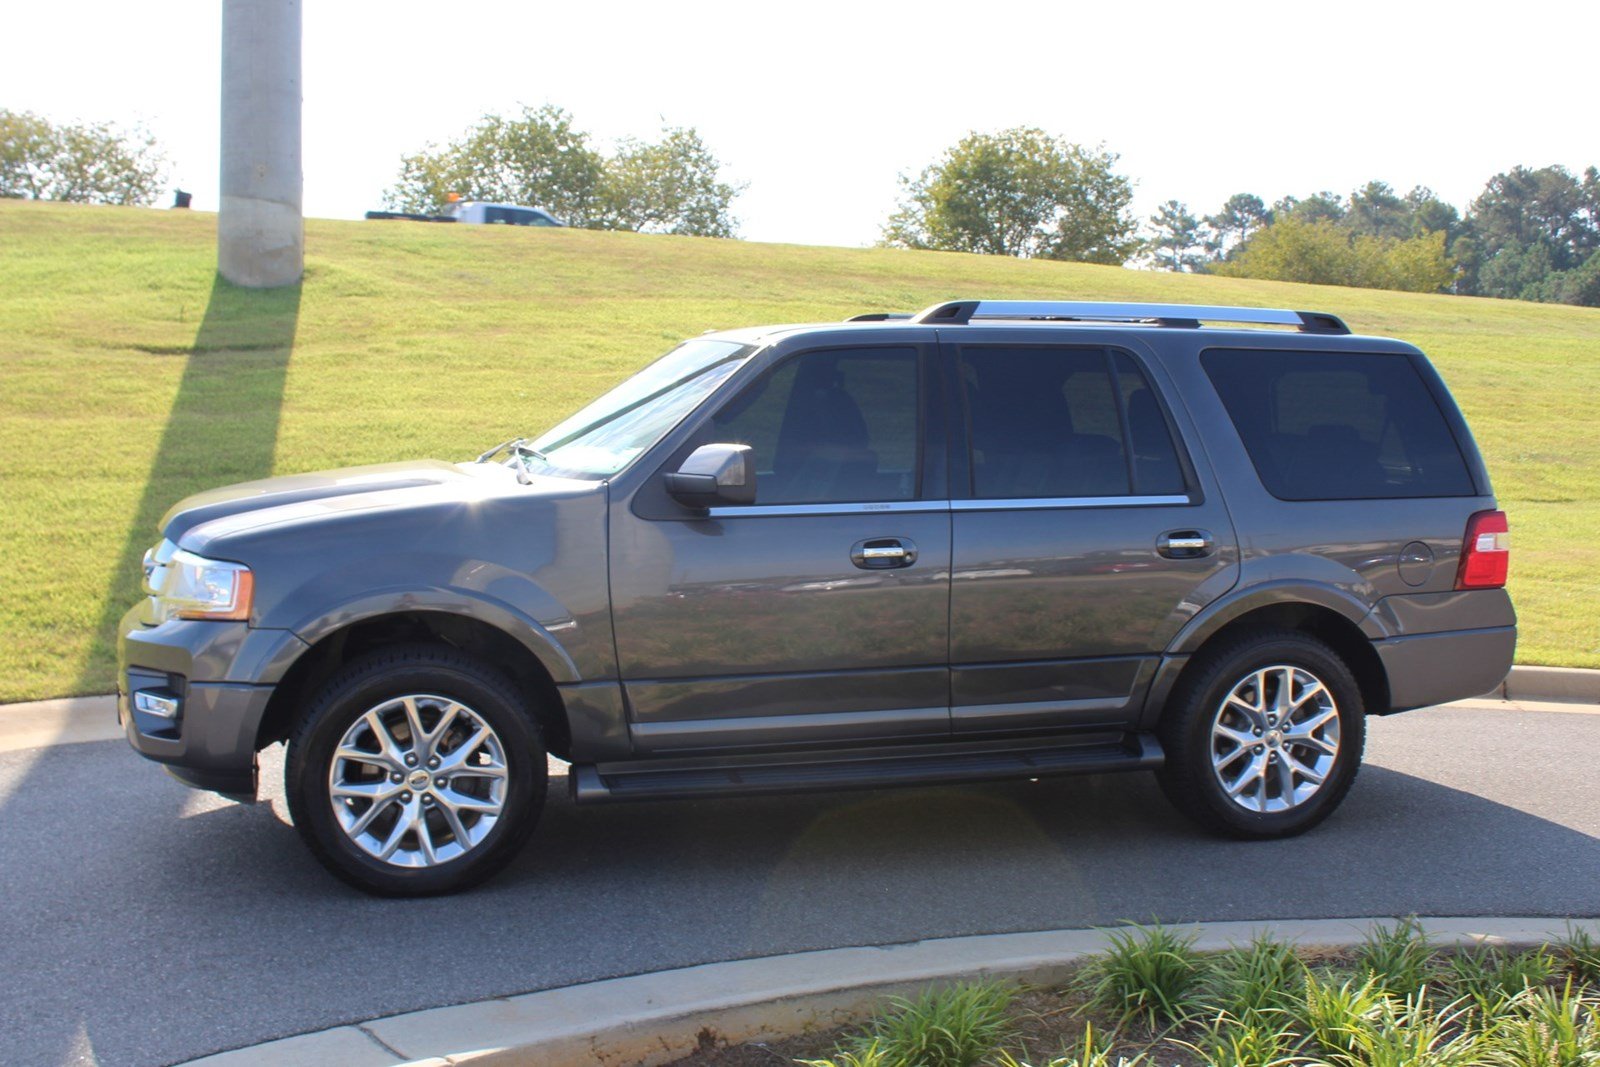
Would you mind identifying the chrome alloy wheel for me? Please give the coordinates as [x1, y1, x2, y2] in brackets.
[1209, 665, 1340, 814]
[328, 694, 509, 868]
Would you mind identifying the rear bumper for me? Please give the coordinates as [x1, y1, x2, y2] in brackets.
[1374, 625, 1517, 713]
[116, 604, 294, 798]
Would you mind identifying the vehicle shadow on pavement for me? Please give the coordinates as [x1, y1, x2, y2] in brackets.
[3, 736, 1598, 1067]
[72, 275, 301, 696]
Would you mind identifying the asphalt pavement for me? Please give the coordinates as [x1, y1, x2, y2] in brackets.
[2, 701, 1597, 1067]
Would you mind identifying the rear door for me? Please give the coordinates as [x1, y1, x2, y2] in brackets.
[942, 331, 1239, 735]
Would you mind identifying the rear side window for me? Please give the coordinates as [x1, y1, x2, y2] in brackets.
[1201, 349, 1474, 500]
[959, 345, 1187, 499]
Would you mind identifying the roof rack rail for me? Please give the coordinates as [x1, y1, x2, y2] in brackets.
[845, 312, 913, 322]
[908, 300, 1350, 335]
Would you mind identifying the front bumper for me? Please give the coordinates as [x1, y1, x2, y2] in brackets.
[117, 603, 301, 798]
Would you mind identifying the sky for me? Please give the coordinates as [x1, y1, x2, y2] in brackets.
[2, 0, 1595, 248]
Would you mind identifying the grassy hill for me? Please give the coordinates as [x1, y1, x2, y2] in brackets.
[1, 199, 1595, 703]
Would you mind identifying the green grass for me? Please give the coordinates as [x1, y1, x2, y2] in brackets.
[1, 198, 1598, 702]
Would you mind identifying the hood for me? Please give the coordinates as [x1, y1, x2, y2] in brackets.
[159, 460, 515, 544]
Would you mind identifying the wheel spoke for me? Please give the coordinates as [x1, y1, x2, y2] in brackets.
[334, 745, 399, 774]
[437, 726, 491, 773]
[376, 801, 417, 860]
[1214, 723, 1256, 748]
[447, 759, 507, 781]
[436, 797, 471, 846]
[437, 786, 501, 815]
[363, 710, 408, 768]
[1290, 680, 1327, 710]
[347, 795, 396, 837]
[414, 812, 438, 865]
[1287, 754, 1327, 785]
[1274, 754, 1297, 799]
[1215, 744, 1252, 772]
[331, 780, 395, 800]
[1225, 754, 1266, 797]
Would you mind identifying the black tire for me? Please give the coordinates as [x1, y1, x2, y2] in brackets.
[1156, 629, 1365, 839]
[286, 644, 546, 896]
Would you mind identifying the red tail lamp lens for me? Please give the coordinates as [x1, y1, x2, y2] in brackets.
[1456, 510, 1509, 590]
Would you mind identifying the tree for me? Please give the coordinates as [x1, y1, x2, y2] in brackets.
[385, 105, 608, 225]
[599, 126, 742, 237]
[1273, 191, 1346, 225]
[0, 109, 165, 205]
[1203, 193, 1269, 259]
[1147, 200, 1206, 271]
[881, 128, 1140, 264]
[386, 107, 741, 237]
[1467, 164, 1600, 300]
[1347, 181, 1412, 239]
[1212, 216, 1452, 293]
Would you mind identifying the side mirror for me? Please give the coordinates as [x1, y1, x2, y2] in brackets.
[664, 443, 757, 509]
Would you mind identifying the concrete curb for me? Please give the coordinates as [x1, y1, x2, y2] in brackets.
[177, 916, 1596, 1067]
[1500, 665, 1600, 704]
[2, 665, 1597, 755]
[0, 694, 122, 752]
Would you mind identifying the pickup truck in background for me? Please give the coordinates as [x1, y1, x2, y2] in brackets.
[364, 200, 564, 227]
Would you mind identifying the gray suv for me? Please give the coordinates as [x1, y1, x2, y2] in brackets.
[119, 300, 1516, 895]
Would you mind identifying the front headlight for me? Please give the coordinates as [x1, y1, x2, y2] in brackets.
[145, 546, 254, 622]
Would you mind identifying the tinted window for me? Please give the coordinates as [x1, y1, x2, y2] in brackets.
[711, 347, 919, 504]
[960, 346, 1186, 499]
[1202, 349, 1474, 500]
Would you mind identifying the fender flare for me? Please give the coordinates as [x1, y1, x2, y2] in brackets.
[276, 587, 582, 684]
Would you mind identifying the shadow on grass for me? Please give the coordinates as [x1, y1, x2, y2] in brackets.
[75, 275, 301, 694]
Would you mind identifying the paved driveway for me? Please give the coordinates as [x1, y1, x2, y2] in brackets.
[2, 702, 1597, 1066]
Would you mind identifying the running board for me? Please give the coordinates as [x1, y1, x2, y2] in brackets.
[570, 734, 1163, 804]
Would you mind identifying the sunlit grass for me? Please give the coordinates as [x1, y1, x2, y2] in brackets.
[1, 199, 1597, 701]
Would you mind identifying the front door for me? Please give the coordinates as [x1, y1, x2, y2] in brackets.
[609, 342, 952, 754]
[942, 335, 1239, 735]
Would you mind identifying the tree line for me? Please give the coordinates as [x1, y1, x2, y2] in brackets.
[7, 104, 1597, 307]
[882, 126, 1599, 307]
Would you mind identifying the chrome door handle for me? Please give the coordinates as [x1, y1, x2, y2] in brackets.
[1158, 530, 1213, 559]
[851, 537, 918, 569]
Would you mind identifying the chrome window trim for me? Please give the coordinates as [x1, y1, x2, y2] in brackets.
[705, 500, 946, 518]
[950, 494, 1192, 512]
[704, 495, 1192, 518]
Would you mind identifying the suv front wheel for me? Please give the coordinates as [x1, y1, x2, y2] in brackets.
[286, 645, 546, 896]
[1157, 630, 1365, 839]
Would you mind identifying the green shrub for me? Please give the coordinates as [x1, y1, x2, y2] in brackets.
[1483, 981, 1600, 1066]
[1202, 934, 1306, 1022]
[1334, 992, 1485, 1067]
[1081, 923, 1203, 1026]
[1298, 970, 1391, 1060]
[1178, 1012, 1301, 1067]
[1558, 923, 1600, 986]
[1446, 946, 1556, 1015]
[799, 1039, 892, 1067]
[839, 981, 1015, 1067]
[1357, 917, 1437, 999]
[994, 1022, 1148, 1067]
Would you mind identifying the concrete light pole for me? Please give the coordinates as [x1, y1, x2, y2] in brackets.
[218, 0, 303, 288]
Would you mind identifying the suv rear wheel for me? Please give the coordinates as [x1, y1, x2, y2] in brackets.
[1156, 629, 1365, 839]
[286, 645, 545, 896]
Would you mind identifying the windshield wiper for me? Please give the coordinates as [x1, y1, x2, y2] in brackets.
[475, 437, 548, 484]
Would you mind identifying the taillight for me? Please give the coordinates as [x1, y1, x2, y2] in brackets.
[1456, 510, 1509, 590]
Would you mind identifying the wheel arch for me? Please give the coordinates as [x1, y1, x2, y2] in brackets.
[1143, 596, 1391, 728]
[255, 610, 573, 760]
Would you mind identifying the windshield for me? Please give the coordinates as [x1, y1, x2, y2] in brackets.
[527, 339, 753, 477]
